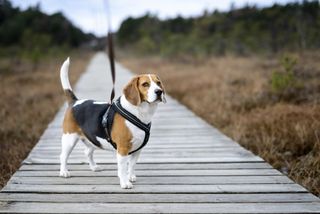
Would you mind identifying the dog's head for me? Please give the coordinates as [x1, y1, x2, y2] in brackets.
[123, 74, 166, 106]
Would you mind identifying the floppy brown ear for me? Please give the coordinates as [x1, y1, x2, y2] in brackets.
[123, 77, 141, 106]
[157, 75, 167, 103]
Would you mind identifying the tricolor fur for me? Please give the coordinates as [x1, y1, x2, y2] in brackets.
[59, 58, 166, 189]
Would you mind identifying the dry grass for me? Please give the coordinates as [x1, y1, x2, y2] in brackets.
[0, 51, 92, 188]
[120, 52, 320, 196]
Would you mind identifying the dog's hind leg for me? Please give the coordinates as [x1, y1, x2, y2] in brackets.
[81, 139, 103, 172]
[59, 133, 79, 177]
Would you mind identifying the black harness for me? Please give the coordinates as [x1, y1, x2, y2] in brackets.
[72, 97, 151, 155]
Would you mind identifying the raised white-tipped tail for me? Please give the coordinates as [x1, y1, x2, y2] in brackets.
[60, 57, 72, 90]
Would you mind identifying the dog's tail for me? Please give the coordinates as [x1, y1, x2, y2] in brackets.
[60, 57, 78, 106]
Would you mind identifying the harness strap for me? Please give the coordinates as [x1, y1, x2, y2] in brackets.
[101, 104, 117, 150]
[102, 97, 151, 155]
[113, 98, 151, 134]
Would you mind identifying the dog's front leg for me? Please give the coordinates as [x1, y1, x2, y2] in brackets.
[117, 153, 133, 189]
[128, 150, 141, 182]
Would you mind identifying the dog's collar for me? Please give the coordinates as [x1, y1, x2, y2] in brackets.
[102, 97, 151, 154]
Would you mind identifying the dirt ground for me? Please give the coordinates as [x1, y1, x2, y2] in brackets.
[120, 52, 320, 196]
[0, 52, 92, 188]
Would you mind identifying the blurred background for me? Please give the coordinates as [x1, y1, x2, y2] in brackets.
[0, 0, 319, 196]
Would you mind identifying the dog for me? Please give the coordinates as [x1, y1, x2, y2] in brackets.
[59, 57, 166, 189]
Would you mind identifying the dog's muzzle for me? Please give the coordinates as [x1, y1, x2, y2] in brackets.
[155, 89, 166, 103]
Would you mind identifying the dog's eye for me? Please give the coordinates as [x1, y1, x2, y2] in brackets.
[156, 81, 161, 86]
[142, 82, 150, 87]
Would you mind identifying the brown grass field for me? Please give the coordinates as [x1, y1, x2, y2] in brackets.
[0, 52, 92, 188]
[120, 52, 320, 196]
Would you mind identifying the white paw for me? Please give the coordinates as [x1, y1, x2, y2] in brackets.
[90, 165, 103, 172]
[120, 181, 133, 189]
[129, 175, 136, 182]
[59, 170, 70, 178]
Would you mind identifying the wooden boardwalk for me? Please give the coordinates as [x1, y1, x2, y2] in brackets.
[1, 52, 320, 213]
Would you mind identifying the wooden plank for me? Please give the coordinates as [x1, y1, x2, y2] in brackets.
[8, 175, 292, 185]
[31, 145, 241, 151]
[27, 152, 256, 159]
[13, 169, 282, 177]
[0, 193, 318, 203]
[31, 147, 246, 153]
[24, 156, 264, 164]
[1, 202, 320, 213]
[19, 162, 273, 171]
[2, 184, 307, 193]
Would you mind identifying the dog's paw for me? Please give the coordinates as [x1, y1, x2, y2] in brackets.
[120, 181, 133, 189]
[90, 165, 103, 172]
[129, 175, 136, 182]
[59, 170, 70, 178]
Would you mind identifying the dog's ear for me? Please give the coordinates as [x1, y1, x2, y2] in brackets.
[123, 76, 141, 106]
[156, 75, 167, 104]
[161, 89, 167, 104]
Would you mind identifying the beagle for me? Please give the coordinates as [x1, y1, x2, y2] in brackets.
[59, 58, 166, 189]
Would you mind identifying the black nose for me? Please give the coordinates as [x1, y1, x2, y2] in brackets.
[155, 89, 163, 96]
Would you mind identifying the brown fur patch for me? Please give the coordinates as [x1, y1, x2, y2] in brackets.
[62, 107, 82, 134]
[123, 74, 165, 105]
[111, 113, 133, 156]
[123, 76, 141, 106]
[150, 74, 166, 93]
[64, 89, 77, 105]
[136, 75, 150, 102]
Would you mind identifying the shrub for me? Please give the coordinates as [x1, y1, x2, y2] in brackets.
[271, 55, 298, 93]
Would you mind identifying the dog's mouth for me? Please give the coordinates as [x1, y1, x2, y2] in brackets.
[157, 94, 166, 103]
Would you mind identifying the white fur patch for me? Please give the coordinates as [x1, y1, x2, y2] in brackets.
[96, 136, 116, 151]
[125, 120, 145, 152]
[120, 95, 158, 153]
[73, 99, 88, 107]
[117, 153, 132, 189]
[60, 57, 72, 90]
[93, 101, 108, 105]
[60, 133, 79, 177]
[147, 74, 161, 103]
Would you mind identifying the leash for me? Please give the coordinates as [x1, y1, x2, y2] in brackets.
[105, 0, 116, 103]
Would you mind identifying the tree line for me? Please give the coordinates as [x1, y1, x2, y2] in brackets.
[0, 0, 94, 59]
[116, 0, 320, 56]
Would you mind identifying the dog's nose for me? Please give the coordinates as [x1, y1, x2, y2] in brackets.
[155, 89, 163, 96]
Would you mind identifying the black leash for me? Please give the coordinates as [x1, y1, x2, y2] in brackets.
[107, 33, 115, 103]
[102, 1, 151, 154]
[105, 0, 116, 103]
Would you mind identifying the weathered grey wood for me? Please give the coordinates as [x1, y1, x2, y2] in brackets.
[27, 149, 255, 156]
[19, 162, 273, 170]
[1, 193, 318, 203]
[13, 169, 282, 177]
[24, 156, 264, 164]
[28, 145, 250, 152]
[8, 175, 292, 185]
[1, 184, 308, 193]
[1, 52, 319, 213]
[1, 202, 320, 213]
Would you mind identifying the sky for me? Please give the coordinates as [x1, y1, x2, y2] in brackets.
[11, 0, 302, 37]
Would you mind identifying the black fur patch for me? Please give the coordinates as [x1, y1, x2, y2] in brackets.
[72, 100, 110, 148]
[64, 89, 78, 104]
